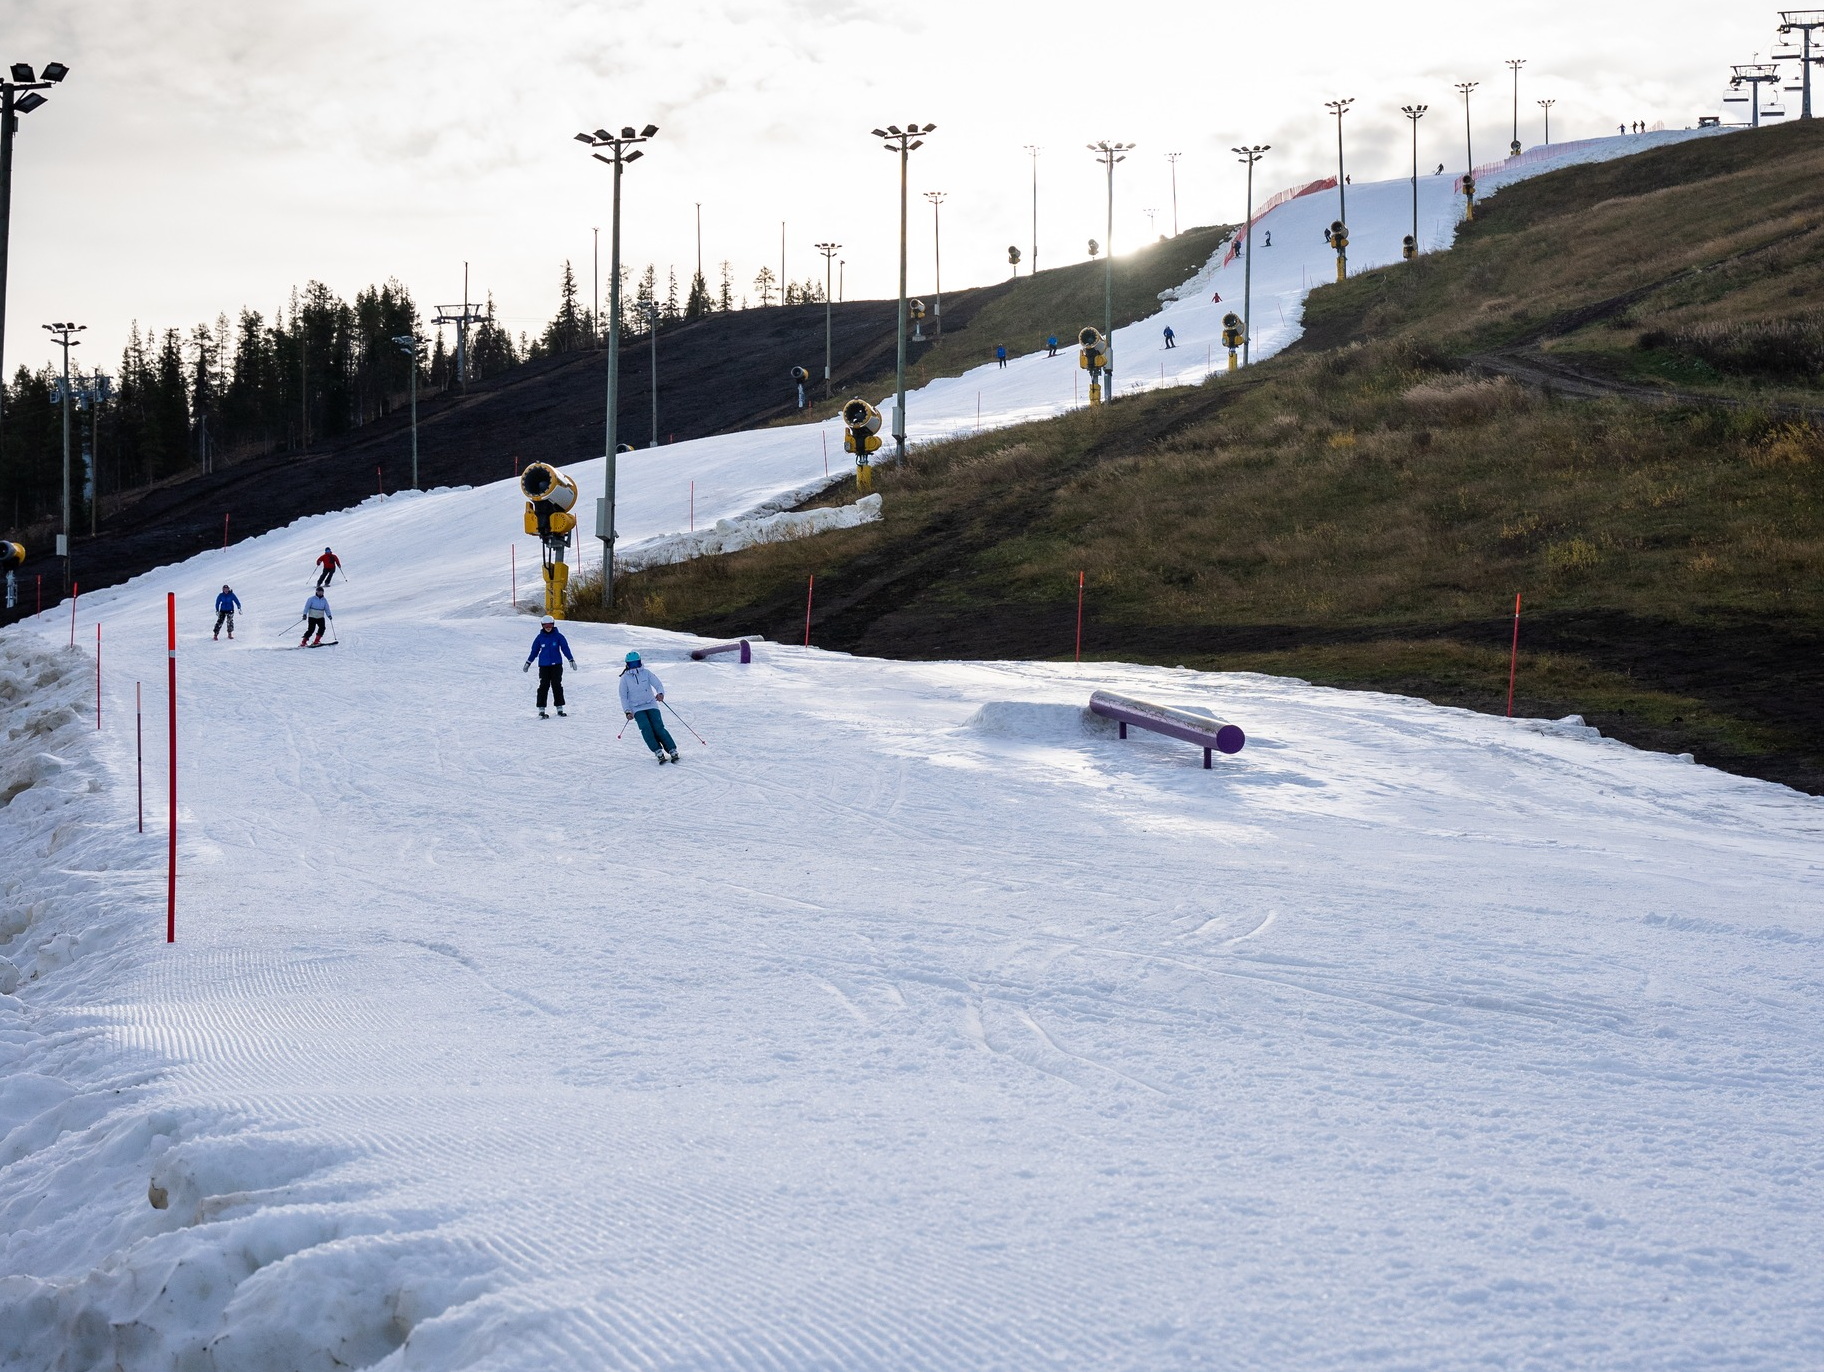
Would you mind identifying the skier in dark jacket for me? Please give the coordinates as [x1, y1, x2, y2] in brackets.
[213, 585, 241, 640]
[619, 651, 679, 763]
[523, 615, 577, 717]
[1162, 325, 1176, 349]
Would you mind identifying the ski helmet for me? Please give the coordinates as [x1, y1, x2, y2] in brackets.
[540, 614, 556, 625]
[624, 651, 641, 663]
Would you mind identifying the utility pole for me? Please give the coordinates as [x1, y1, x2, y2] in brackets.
[43, 321, 83, 586]
[1537, 98, 1555, 145]
[1165, 152, 1181, 236]
[815, 242, 840, 397]
[1089, 141, 1134, 397]
[1456, 81, 1480, 220]
[1506, 59, 1526, 155]
[0, 61, 70, 451]
[923, 192, 945, 339]
[1023, 145, 1040, 273]
[575, 122, 658, 609]
[391, 333, 427, 488]
[780, 221, 786, 306]
[872, 123, 936, 463]
[1401, 105, 1428, 260]
[1777, 11, 1824, 119]
[1232, 145, 1268, 366]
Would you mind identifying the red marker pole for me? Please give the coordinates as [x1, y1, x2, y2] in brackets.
[136, 682, 143, 834]
[95, 623, 102, 730]
[1075, 571, 1085, 664]
[803, 575, 814, 647]
[166, 593, 177, 943]
[377, 465, 383, 495]
[222, 512, 231, 548]
[1506, 592, 1522, 717]
[69, 582, 79, 647]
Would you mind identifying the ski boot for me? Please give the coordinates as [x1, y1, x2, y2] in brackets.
[655, 750, 669, 764]
[556, 708, 567, 717]
[667, 750, 681, 763]
[538, 709, 549, 719]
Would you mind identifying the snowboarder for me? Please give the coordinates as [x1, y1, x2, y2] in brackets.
[315, 547, 342, 589]
[1046, 335, 1059, 357]
[1435, 163, 1445, 175]
[213, 584, 241, 640]
[619, 651, 679, 763]
[1162, 326, 1176, 350]
[1263, 230, 1272, 247]
[522, 614, 577, 718]
[995, 344, 1008, 369]
[300, 590, 332, 646]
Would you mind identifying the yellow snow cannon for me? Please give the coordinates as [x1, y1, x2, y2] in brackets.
[1461, 172, 1477, 222]
[519, 462, 579, 618]
[1078, 327, 1109, 406]
[0, 540, 23, 569]
[1330, 220, 1350, 282]
[1220, 313, 1246, 373]
[841, 399, 883, 491]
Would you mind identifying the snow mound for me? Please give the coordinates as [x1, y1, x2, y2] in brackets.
[617, 493, 882, 573]
[963, 700, 1115, 741]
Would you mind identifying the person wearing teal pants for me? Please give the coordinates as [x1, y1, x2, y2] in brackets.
[618, 651, 679, 763]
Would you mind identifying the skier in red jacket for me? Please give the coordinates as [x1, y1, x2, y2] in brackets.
[314, 547, 342, 589]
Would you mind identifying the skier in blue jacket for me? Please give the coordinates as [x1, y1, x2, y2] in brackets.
[213, 584, 241, 640]
[618, 651, 679, 763]
[523, 614, 577, 718]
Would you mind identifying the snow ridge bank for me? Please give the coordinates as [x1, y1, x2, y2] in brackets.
[617, 492, 882, 573]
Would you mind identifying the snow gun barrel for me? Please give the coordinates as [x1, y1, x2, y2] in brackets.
[689, 640, 753, 663]
[1088, 690, 1245, 770]
[0, 540, 23, 569]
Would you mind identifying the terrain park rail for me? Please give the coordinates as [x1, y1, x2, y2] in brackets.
[1089, 690, 1246, 768]
[689, 640, 753, 663]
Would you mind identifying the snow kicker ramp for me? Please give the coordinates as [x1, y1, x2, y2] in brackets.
[6, 125, 1821, 1371]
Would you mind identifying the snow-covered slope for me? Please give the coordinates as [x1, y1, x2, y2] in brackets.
[5, 125, 1819, 1371]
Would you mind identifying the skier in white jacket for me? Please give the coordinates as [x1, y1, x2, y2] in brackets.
[618, 652, 679, 763]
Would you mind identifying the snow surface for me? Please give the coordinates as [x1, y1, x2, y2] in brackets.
[5, 126, 1821, 1370]
[618, 492, 883, 574]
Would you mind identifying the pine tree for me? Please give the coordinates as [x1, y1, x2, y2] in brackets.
[541, 261, 586, 354]
[686, 270, 711, 319]
[633, 265, 657, 337]
[664, 267, 681, 322]
[718, 261, 735, 311]
[753, 265, 777, 307]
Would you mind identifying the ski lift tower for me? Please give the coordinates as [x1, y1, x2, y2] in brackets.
[1776, 12, 1824, 118]
[432, 264, 491, 392]
[1729, 63, 1783, 126]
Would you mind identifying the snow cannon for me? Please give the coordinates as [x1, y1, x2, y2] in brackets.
[910, 298, 927, 342]
[1078, 327, 1109, 407]
[1402, 233, 1417, 262]
[1330, 220, 1350, 282]
[519, 462, 579, 619]
[0, 540, 23, 569]
[1220, 314, 1246, 373]
[1461, 172, 1477, 222]
[791, 365, 811, 410]
[841, 399, 882, 492]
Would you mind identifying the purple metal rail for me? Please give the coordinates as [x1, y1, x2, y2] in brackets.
[689, 639, 753, 663]
[1088, 690, 1246, 769]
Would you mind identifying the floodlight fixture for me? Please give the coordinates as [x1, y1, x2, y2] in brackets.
[1022, 146, 1041, 271]
[8, 64, 31, 83]
[1537, 98, 1556, 145]
[1, 58, 72, 452]
[1164, 151, 1181, 236]
[574, 121, 660, 607]
[874, 122, 937, 461]
[42, 320, 86, 581]
[41, 62, 68, 82]
[1232, 144, 1269, 366]
[15, 92, 45, 114]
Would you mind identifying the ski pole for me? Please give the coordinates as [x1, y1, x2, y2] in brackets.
[662, 699, 707, 745]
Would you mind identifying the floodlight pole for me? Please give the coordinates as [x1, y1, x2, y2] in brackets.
[1402, 105, 1428, 258]
[1538, 99, 1555, 145]
[1023, 145, 1040, 272]
[1165, 152, 1181, 236]
[1325, 98, 1353, 224]
[1233, 145, 1268, 365]
[1090, 140, 1133, 395]
[391, 334, 425, 488]
[1779, 12, 1824, 118]
[873, 123, 935, 463]
[0, 62, 68, 452]
[591, 227, 599, 344]
[1507, 59, 1526, 155]
[576, 122, 658, 607]
[816, 242, 840, 396]
[923, 193, 945, 339]
[648, 302, 659, 448]
[44, 321, 83, 584]
[1457, 81, 1480, 219]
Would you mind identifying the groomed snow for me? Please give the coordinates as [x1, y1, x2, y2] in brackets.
[5, 126, 1820, 1370]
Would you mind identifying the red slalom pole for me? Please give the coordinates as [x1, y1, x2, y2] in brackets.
[69, 582, 79, 647]
[136, 681, 144, 833]
[1506, 592, 1522, 717]
[377, 465, 383, 495]
[1075, 571, 1085, 663]
[511, 545, 516, 609]
[222, 512, 231, 548]
[95, 623, 102, 730]
[803, 574, 814, 647]
[166, 593, 177, 943]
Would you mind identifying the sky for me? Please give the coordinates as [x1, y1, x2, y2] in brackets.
[0, 0, 1789, 376]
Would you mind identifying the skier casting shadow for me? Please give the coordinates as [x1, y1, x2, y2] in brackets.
[619, 651, 679, 763]
[213, 584, 241, 640]
[315, 546, 342, 590]
[523, 614, 576, 718]
[300, 589, 333, 647]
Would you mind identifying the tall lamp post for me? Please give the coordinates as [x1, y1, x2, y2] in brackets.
[1232, 145, 1268, 366]
[1401, 105, 1428, 260]
[815, 242, 840, 396]
[43, 320, 83, 585]
[1537, 98, 1556, 146]
[390, 333, 426, 488]
[1, 61, 70, 449]
[1324, 97, 1354, 280]
[1023, 145, 1040, 272]
[1506, 59, 1526, 155]
[1089, 140, 1134, 397]
[1165, 152, 1182, 236]
[647, 301, 659, 448]
[872, 123, 936, 464]
[1456, 81, 1480, 220]
[922, 193, 945, 339]
[574, 122, 658, 609]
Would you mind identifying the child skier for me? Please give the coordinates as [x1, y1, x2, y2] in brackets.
[315, 547, 342, 589]
[994, 344, 1008, 369]
[1163, 325, 1176, 349]
[522, 614, 577, 718]
[1045, 335, 1059, 357]
[300, 590, 333, 646]
[213, 584, 241, 640]
[619, 651, 678, 763]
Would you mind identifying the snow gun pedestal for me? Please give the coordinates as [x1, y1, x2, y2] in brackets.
[1089, 690, 1246, 769]
[690, 639, 753, 663]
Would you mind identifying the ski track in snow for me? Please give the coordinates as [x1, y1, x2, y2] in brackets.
[4, 128, 1823, 1370]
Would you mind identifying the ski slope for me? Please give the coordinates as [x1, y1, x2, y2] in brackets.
[6, 125, 1820, 1371]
